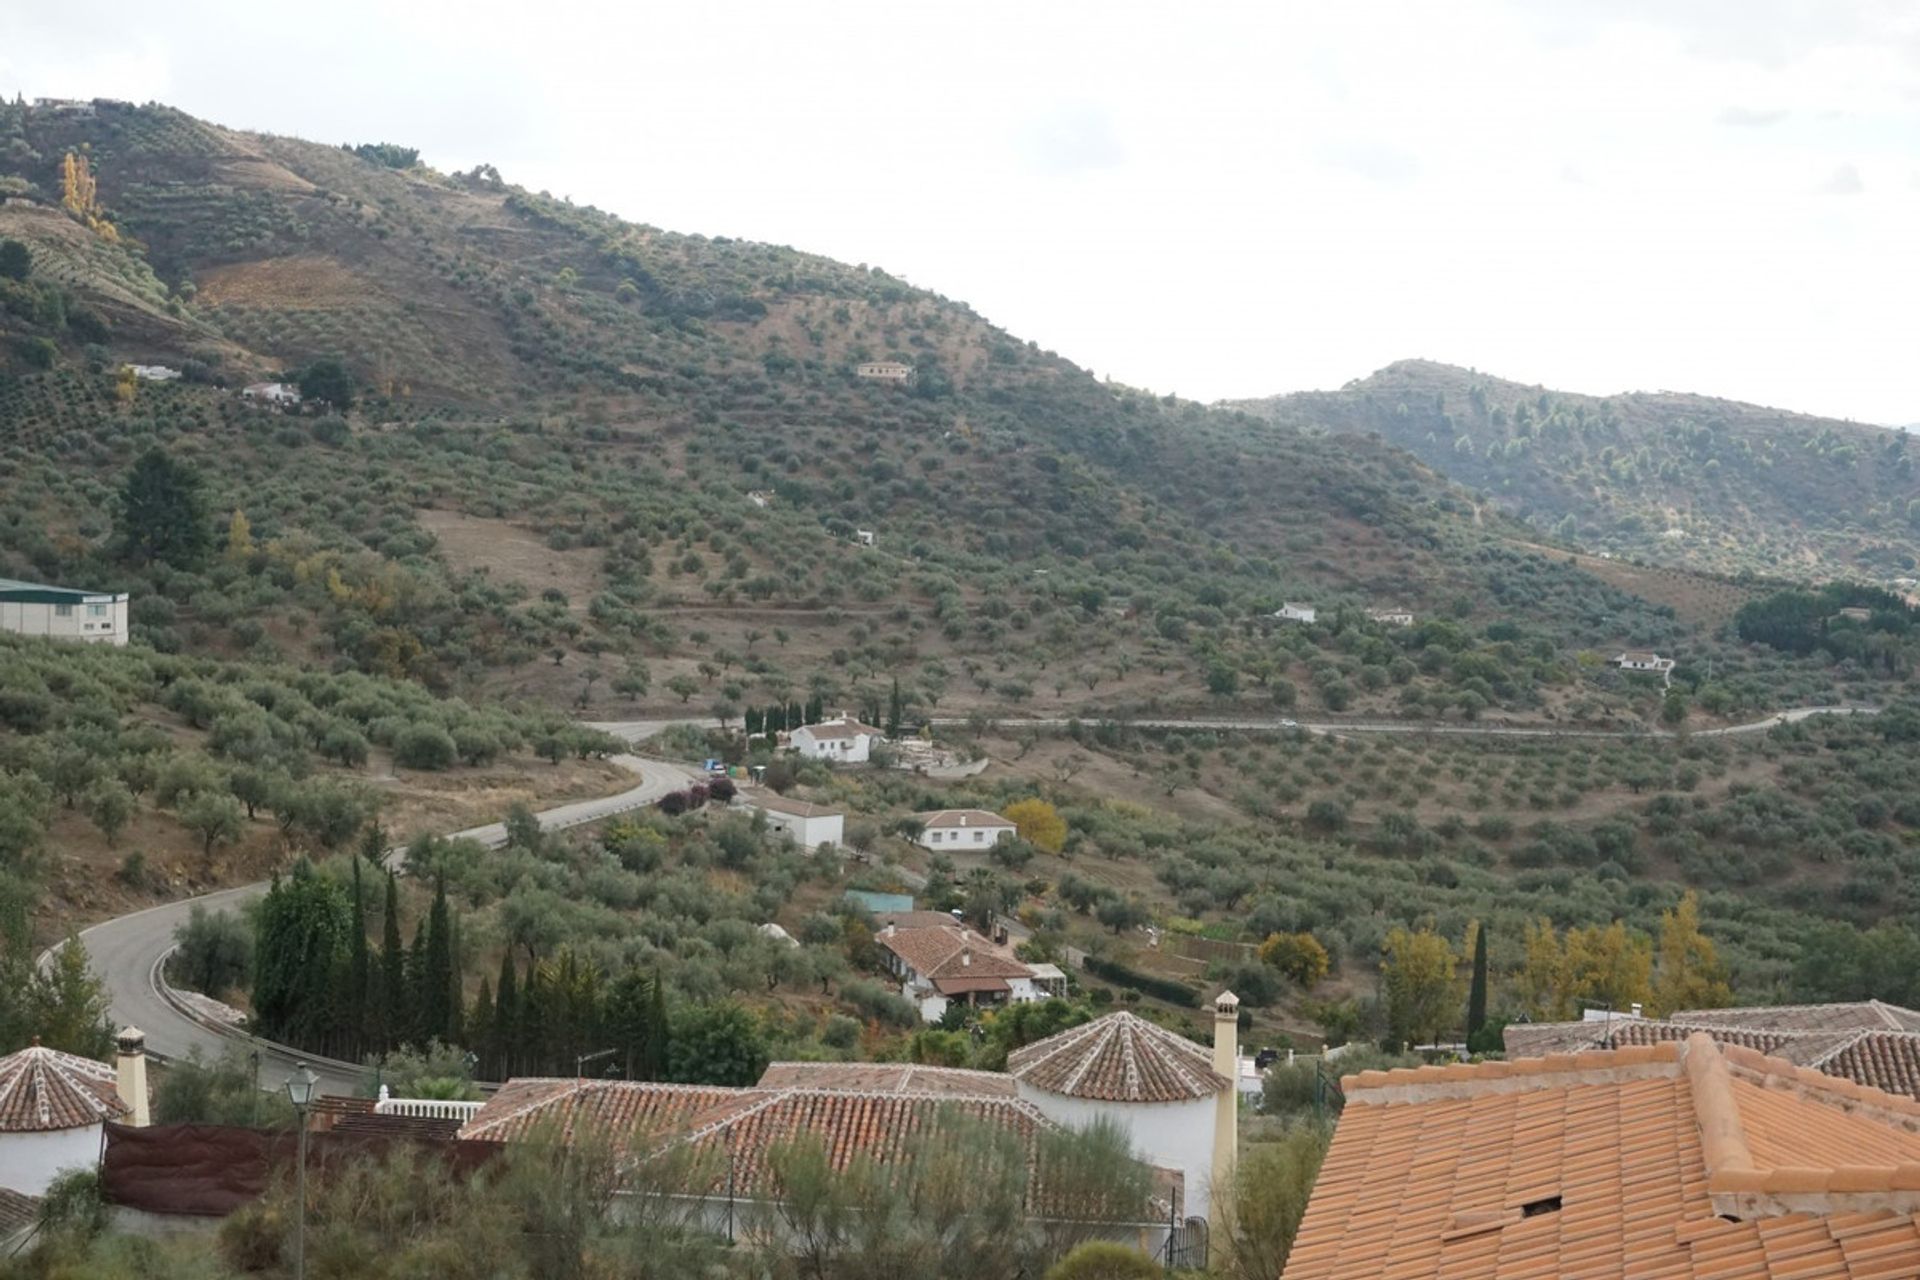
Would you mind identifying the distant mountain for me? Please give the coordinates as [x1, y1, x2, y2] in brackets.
[1225, 360, 1920, 584]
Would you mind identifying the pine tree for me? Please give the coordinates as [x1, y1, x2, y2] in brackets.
[377, 871, 404, 1050]
[119, 448, 211, 567]
[1467, 922, 1489, 1043]
[348, 857, 371, 1058]
[421, 878, 454, 1045]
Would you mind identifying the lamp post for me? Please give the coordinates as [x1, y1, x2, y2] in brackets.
[575, 1047, 618, 1079]
[284, 1062, 318, 1280]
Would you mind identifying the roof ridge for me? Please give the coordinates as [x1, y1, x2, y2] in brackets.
[461, 1080, 589, 1138]
[1804, 1028, 1875, 1068]
[1681, 1033, 1756, 1181]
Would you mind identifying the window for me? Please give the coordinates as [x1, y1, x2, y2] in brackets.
[88, 603, 107, 618]
[930, 830, 942, 843]
[54, 603, 73, 618]
[973, 830, 984, 843]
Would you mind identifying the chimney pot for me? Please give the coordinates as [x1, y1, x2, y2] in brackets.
[1630, 1002, 1644, 1019]
[114, 1026, 151, 1127]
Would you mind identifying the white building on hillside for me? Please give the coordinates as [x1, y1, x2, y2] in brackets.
[741, 791, 844, 851]
[1368, 609, 1414, 627]
[124, 364, 181, 382]
[855, 361, 914, 382]
[1275, 602, 1317, 624]
[874, 913, 1056, 1022]
[1008, 994, 1241, 1221]
[241, 382, 302, 408]
[913, 808, 1017, 851]
[0, 578, 130, 646]
[0, 1033, 148, 1196]
[1614, 650, 1676, 673]
[789, 714, 884, 763]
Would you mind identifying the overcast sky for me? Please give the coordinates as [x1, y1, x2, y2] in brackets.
[5, 1, 1917, 422]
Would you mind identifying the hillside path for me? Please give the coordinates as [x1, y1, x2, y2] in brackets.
[934, 705, 1878, 740]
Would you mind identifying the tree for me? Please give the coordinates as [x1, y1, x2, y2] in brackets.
[298, 357, 355, 410]
[1214, 1125, 1330, 1280]
[1095, 896, 1149, 935]
[1661, 689, 1689, 727]
[253, 861, 350, 1049]
[119, 448, 212, 567]
[1562, 920, 1653, 1015]
[666, 1001, 766, 1086]
[348, 857, 371, 1056]
[420, 878, 456, 1046]
[1466, 921, 1489, 1041]
[1651, 891, 1730, 1017]
[377, 870, 406, 1051]
[29, 935, 114, 1058]
[0, 238, 29, 281]
[81, 778, 135, 846]
[1381, 925, 1459, 1048]
[180, 790, 244, 861]
[1259, 931, 1330, 988]
[172, 906, 253, 1000]
[225, 508, 254, 563]
[1044, 1241, 1162, 1280]
[665, 675, 700, 704]
[886, 677, 904, 737]
[1005, 797, 1066, 853]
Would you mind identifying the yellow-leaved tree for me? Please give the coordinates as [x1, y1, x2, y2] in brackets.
[1651, 890, 1731, 1017]
[1381, 925, 1460, 1048]
[226, 509, 254, 563]
[1004, 797, 1065, 853]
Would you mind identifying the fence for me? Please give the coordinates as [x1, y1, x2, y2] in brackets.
[1162, 934, 1257, 966]
[373, 1089, 484, 1122]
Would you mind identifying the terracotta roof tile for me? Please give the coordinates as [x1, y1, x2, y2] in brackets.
[756, 1062, 1018, 1098]
[913, 809, 1016, 830]
[1007, 1011, 1229, 1103]
[1286, 1034, 1920, 1280]
[0, 1045, 126, 1133]
[0, 1189, 39, 1236]
[875, 922, 1031, 983]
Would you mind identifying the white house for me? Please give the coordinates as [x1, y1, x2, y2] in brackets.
[1008, 994, 1240, 1222]
[874, 914, 1052, 1022]
[913, 808, 1017, 851]
[1614, 650, 1676, 673]
[241, 381, 303, 408]
[1275, 602, 1317, 624]
[747, 490, 774, 509]
[853, 529, 875, 547]
[743, 791, 844, 850]
[0, 578, 130, 646]
[855, 361, 914, 382]
[0, 1035, 146, 1196]
[1368, 609, 1414, 627]
[789, 714, 884, 763]
[124, 364, 181, 382]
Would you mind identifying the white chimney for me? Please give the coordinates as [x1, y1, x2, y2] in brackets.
[961, 948, 971, 967]
[115, 1026, 150, 1127]
[1630, 1002, 1644, 1019]
[1211, 992, 1240, 1206]
[883, 924, 896, 938]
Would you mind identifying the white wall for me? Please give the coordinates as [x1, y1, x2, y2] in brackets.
[917, 825, 1013, 851]
[1016, 1083, 1219, 1221]
[790, 730, 873, 763]
[761, 809, 843, 850]
[0, 596, 128, 646]
[0, 1124, 102, 1196]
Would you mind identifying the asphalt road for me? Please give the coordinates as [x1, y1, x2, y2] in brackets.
[73, 752, 699, 1098]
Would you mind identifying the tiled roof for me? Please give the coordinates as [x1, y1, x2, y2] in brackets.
[794, 717, 882, 741]
[876, 923, 1031, 983]
[1007, 1011, 1229, 1103]
[1506, 1009, 1920, 1099]
[0, 1045, 127, 1133]
[0, 1188, 39, 1237]
[1284, 1034, 1920, 1280]
[744, 791, 841, 819]
[1674, 1000, 1920, 1034]
[914, 809, 1015, 830]
[459, 1078, 1175, 1220]
[757, 1061, 1018, 1098]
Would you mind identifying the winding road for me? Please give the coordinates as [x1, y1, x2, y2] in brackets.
[68, 705, 1877, 1098]
[74, 749, 698, 1098]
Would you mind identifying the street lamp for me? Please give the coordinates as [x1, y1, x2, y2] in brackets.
[284, 1062, 318, 1280]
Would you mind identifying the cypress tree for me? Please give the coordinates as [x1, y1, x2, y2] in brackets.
[645, 972, 669, 1082]
[348, 856, 370, 1058]
[492, 952, 519, 1079]
[886, 678, 903, 737]
[468, 977, 493, 1079]
[1467, 923, 1490, 1042]
[518, 961, 546, 1074]
[377, 871, 404, 1051]
[407, 923, 429, 1048]
[358, 820, 387, 870]
[422, 878, 454, 1045]
[445, 907, 465, 1047]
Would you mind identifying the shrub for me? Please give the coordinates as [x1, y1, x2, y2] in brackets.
[171, 905, 253, 999]
[393, 723, 458, 770]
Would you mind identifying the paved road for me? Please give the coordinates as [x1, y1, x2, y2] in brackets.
[72, 753, 699, 1098]
[930, 705, 1880, 740]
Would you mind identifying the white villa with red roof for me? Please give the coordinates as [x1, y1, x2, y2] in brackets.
[912, 808, 1017, 851]
[873, 912, 1063, 1021]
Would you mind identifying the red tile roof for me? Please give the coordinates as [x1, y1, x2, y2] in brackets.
[1505, 1007, 1920, 1100]
[743, 791, 842, 819]
[1284, 1034, 1920, 1280]
[914, 809, 1016, 830]
[756, 1062, 1018, 1098]
[0, 1188, 38, 1237]
[794, 717, 882, 741]
[458, 1077, 1176, 1220]
[876, 922, 1031, 984]
[1674, 1000, 1920, 1034]
[1007, 1011, 1228, 1103]
[0, 1045, 126, 1133]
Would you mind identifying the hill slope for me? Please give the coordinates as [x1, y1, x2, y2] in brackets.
[1226, 360, 1920, 583]
[0, 101, 1867, 728]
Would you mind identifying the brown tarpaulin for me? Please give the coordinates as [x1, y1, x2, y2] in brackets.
[100, 1122, 502, 1217]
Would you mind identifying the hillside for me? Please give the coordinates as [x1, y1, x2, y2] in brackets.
[1226, 359, 1920, 584]
[0, 100, 1776, 732]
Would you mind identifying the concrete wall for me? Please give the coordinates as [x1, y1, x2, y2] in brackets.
[1016, 1083, 1219, 1221]
[762, 809, 843, 850]
[0, 596, 128, 645]
[0, 1124, 102, 1195]
[789, 730, 873, 763]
